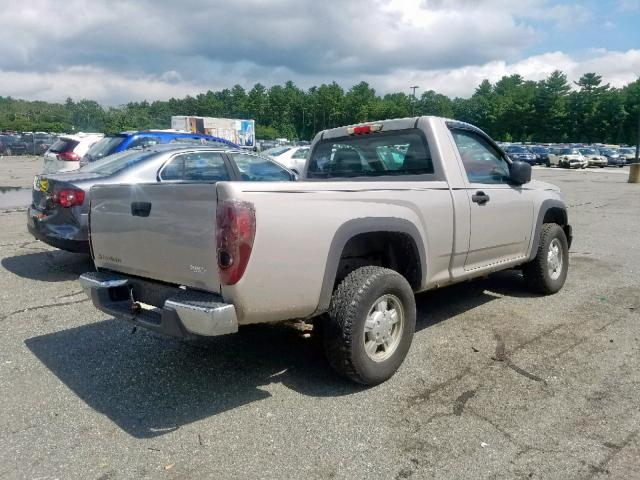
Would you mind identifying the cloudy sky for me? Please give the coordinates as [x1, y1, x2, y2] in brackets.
[1, 0, 639, 104]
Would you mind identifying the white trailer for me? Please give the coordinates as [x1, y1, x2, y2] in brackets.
[171, 116, 255, 148]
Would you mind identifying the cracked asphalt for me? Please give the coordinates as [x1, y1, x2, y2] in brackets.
[1, 157, 639, 479]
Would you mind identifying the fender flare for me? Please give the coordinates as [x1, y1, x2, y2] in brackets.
[528, 199, 571, 261]
[312, 217, 427, 316]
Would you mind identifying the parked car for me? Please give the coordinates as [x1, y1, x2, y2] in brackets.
[599, 148, 626, 167]
[558, 148, 588, 169]
[28, 145, 296, 253]
[617, 147, 637, 164]
[42, 133, 104, 174]
[262, 145, 310, 173]
[529, 146, 552, 167]
[504, 145, 539, 165]
[23, 133, 57, 155]
[80, 130, 238, 167]
[547, 146, 563, 166]
[79, 116, 572, 385]
[0, 134, 27, 155]
[578, 147, 607, 168]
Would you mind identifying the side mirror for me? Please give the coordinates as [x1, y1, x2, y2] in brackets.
[509, 160, 531, 185]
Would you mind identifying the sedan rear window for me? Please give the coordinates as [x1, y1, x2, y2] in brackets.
[85, 136, 126, 161]
[49, 139, 79, 153]
[80, 149, 157, 175]
[307, 129, 433, 178]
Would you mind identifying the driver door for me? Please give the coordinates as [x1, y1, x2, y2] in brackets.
[450, 129, 534, 271]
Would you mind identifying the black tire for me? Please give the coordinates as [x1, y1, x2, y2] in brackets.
[323, 266, 416, 385]
[523, 223, 569, 294]
[545, 160, 551, 168]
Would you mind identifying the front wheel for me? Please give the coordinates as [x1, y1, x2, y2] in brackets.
[323, 266, 416, 385]
[523, 223, 569, 294]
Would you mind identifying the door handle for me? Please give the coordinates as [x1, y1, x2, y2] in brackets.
[471, 191, 490, 205]
[131, 202, 152, 217]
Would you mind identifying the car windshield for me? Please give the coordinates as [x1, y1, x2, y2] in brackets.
[80, 149, 157, 175]
[619, 148, 634, 154]
[169, 138, 230, 147]
[49, 138, 79, 153]
[505, 145, 528, 153]
[262, 146, 292, 157]
[561, 148, 580, 155]
[530, 146, 548, 153]
[85, 136, 126, 160]
[579, 148, 597, 155]
[600, 149, 614, 155]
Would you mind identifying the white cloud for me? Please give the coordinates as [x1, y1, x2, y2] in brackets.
[1, 49, 638, 105]
[376, 50, 640, 97]
[0, 0, 637, 104]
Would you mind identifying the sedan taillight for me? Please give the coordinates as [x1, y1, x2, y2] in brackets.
[58, 152, 80, 162]
[52, 188, 85, 207]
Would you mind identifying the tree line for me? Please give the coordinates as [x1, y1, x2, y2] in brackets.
[1, 70, 639, 145]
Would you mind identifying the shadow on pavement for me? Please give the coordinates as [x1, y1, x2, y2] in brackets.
[25, 269, 536, 439]
[414, 269, 539, 331]
[25, 320, 360, 439]
[2, 250, 93, 282]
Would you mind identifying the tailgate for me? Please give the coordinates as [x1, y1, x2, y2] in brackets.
[90, 183, 220, 292]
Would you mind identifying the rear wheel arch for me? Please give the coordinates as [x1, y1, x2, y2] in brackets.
[312, 218, 426, 316]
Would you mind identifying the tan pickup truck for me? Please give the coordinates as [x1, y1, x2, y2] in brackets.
[80, 116, 572, 385]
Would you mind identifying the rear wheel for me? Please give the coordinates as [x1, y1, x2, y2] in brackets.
[323, 266, 416, 385]
[523, 223, 569, 294]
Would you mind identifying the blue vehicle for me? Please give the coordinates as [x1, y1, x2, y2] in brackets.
[81, 130, 238, 166]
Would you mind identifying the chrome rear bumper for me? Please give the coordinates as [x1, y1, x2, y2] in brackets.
[79, 271, 238, 338]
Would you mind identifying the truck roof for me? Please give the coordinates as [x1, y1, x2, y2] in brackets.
[315, 116, 487, 141]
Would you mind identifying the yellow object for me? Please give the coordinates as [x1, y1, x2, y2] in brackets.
[629, 163, 640, 183]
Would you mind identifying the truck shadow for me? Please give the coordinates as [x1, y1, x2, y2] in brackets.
[2, 250, 93, 282]
[25, 269, 536, 439]
[25, 319, 358, 439]
[414, 269, 540, 330]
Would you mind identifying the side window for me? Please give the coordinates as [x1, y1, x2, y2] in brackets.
[184, 152, 229, 182]
[128, 136, 160, 149]
[451, 130, 510, 184]
[160, 156, 184, 181]
[231, 153, 292, 181]
[160, 152, 229, 182]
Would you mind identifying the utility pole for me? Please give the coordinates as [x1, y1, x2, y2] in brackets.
[410, 86, 419, 115]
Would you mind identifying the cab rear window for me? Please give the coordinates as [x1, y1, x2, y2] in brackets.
[307, 129, 433, 178]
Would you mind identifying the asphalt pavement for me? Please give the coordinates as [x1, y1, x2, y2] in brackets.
[0, 157, 639, 479]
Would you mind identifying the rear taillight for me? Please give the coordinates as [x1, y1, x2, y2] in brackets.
[52, 188, 85, 207]
[216, 200, 256, 285]
[58, 152, 80, 162]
